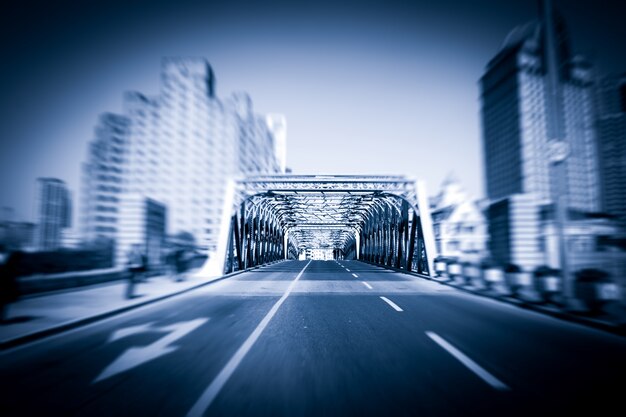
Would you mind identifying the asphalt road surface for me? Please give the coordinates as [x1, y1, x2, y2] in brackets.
[1, 260, 625, 416]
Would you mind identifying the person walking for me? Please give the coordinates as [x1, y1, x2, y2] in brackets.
[125, 245, 145, 299]
[0, 246, 21, 323]
[166, 247, 178, 282]
[174, 248, 187, 282]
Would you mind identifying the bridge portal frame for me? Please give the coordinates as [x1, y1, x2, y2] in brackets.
[198, 175, 437, 278]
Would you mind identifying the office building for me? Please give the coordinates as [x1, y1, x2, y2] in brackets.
[81, 113, 131, 243]
[266, 114, 287, 174]
[82, 58, 283, 264]
[480, 1, 603, 270]
[35, 178, 71, 250]
[481, 6, 599, 213]
[117, 194, 166, 268]
[596, 74, 626, 224]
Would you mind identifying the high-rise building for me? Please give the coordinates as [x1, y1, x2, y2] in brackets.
[81, 113, 130, 242]
[480, 1, 602, 270]
[596, 74, 626, 224]
[266, 114, 287, 174]
[481, 6, 599, 213]
[82, 58, 283, 264]
[35, 178, 71, 250]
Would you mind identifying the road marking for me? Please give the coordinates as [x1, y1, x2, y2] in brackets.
[425, 331, 510, 391]
[352, 273, 359, 278]
[380, 296, 403, 312]
[186, 260, 312, 417]
[361, 281, 373, 290]
[108, 322, 154, 343]
[94, 318, 209, 383]
[346, 269, 350, 272]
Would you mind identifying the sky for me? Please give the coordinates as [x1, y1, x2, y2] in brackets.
[1, 0, 625, 223]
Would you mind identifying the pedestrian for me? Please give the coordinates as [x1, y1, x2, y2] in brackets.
[125, 245, 145, 299]
[0, 246, 21, 323]
[174, 248, 187, 282]
[166, 247, 178, 282]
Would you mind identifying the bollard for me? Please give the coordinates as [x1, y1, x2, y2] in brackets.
[482, 266, 503, 292]
[448, 261, 461, 283]
[573, 269, 618, 314]
[504, 264, 523, 297]
[533, 266, 561, 304]
[434, 258, 448, 279]
[462, 262, 480, 286]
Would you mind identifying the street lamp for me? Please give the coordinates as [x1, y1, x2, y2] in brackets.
[548, 140, 572, 304]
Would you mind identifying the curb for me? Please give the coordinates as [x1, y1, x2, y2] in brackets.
[359, 260, 626, 338]
[0, 261, 285, 351]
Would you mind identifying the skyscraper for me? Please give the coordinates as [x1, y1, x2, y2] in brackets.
[36, 178, 71, 250]
[480, 1, 600, 269]
[481, 6, 599, 212]
[81, 113, 130, 242]
[266, 114, 287, 174]
[596, 74, 626, 224]
[82, 58, 283, 264]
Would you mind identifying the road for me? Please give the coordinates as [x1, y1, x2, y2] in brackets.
[1, 260, 625, 416]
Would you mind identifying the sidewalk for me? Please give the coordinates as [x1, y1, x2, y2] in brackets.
[0, 269, 223, 350]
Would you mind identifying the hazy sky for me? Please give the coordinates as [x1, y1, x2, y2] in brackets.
[1, 0, 625, 222]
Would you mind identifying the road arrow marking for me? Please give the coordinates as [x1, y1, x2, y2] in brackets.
[94, 318, 209, 383]
[108, 323, 155, 343]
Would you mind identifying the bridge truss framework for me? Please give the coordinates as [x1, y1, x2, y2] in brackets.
[199, 175, 437, 277]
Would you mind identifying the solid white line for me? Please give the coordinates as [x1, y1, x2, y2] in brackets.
[380, 296, 403, 312]
[186, 260, 312, 417]
[352, 273, 358, 278]
[425, 331, 510, 391]
[361, 281, 373, 290]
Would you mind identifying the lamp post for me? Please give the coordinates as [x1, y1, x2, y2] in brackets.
[543, 0, 572, 305]
[548, 141, 572, 303]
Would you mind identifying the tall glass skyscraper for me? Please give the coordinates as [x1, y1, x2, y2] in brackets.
[481, 8, 599, 213]
[596, 74, 626, 224]
[480, 1, 600, 269]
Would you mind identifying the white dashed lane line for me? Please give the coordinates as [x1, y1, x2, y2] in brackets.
[425, 331, 510, 391]
[351, 273, 358, 278]
[380, 296, 403, 312]
[361, 281, 373, 290]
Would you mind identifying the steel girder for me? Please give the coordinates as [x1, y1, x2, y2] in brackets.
[198, 175, 437, 277]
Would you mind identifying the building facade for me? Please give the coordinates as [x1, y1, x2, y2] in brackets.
[117, 195, 166, 268]
[596, 74, 626, 224]
[35, 178, 71, 250]
[82, 58, 282, 264]
[480, 13, 599, 213]
[430, 176, 489, 262]
[81, 113, 130, 243]
[266, 113, 287, 174]
[480, 3, 607, 271]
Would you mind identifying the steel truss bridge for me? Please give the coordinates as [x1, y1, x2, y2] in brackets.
[199, 175, 437, 277]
